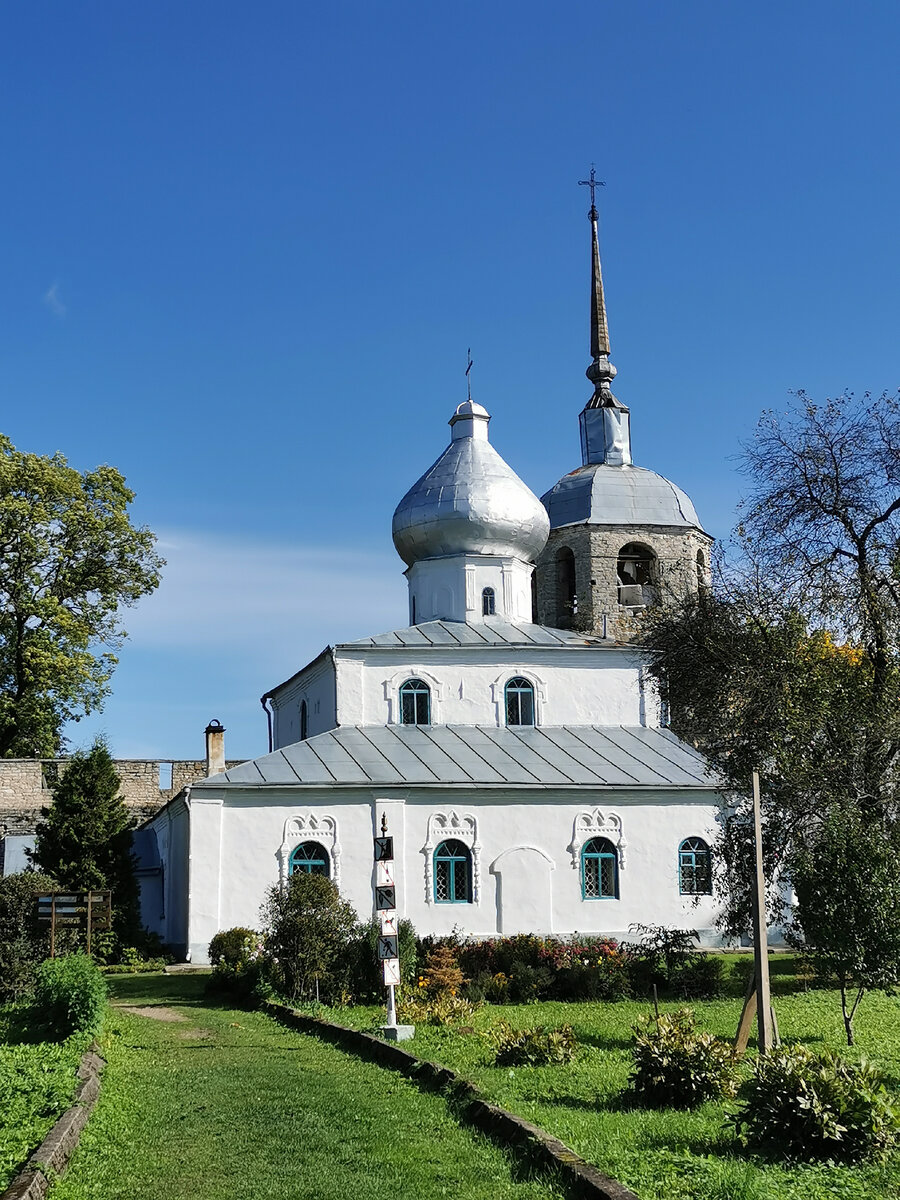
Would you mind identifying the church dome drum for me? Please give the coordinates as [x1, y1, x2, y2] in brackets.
[392, 401, 550, 567]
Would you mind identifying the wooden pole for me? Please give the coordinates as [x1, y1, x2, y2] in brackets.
[50, 894, 56, 959]
[751, 771, 773, 1054]
[86, 892, 93, 958]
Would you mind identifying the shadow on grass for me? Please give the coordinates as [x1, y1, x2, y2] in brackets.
[577, 1030, 631, 1052]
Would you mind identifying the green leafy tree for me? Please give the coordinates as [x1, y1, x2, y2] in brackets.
[0, 435, 162, 757]
[260, 872, 359, 1003]
[0, 870, 57, 999]
[790, 809, 900, 1045]
[641, 392, 900, 936]
[31, 740, 140, 947]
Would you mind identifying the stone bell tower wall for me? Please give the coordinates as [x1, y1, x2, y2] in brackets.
[535, 523, 712, 634]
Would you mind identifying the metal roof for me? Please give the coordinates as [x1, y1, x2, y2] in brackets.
[198, 725, 720, 791]
[341, 620, 617, 650]
[541, 463, 705, 531]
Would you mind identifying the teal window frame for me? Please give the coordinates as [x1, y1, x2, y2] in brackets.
[679, 837, 712, 895]
[505, 676, 535, 726]
[400, 678, 431, 725]
[581, 836, 619, 899]
[433, 838, 472, 903]
[290, 841, 330, 877]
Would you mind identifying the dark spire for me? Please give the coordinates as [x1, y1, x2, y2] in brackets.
[578, 168, 618, 409]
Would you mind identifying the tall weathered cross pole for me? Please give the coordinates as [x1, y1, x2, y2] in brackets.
[734, 770, 777, 1055]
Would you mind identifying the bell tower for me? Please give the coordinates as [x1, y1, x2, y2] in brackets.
[534, 176, 712, 635]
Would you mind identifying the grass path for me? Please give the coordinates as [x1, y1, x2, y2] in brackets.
[52, 974, 559, 1200]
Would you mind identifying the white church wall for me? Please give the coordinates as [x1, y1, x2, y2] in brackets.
[335, 646, 652, 728]
[407, 555, 534, 624]
[177, 785, 723, 962]
[270, 652, 337, 749]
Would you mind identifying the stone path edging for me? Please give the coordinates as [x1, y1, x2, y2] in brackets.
[267, 1002, 639, 1200]
[1, 1046, 106, 1200]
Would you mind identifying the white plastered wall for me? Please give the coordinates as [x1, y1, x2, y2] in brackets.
[180, 784, 725, 962]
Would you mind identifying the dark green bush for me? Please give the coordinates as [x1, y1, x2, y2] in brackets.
[260, 873, 359, 1003]
[346, 918, 417, 1002]
[205, 927, 267, 1000]
[33, 954, 107, 1037]
[0, 872, 56, 1000]
[671, 953, 725, 1000]
[732, 1044, 900, 1162]
[208, 927, 260, 969]
[491, 1021, 578, 1066]
[630, 1009, 737, 1108]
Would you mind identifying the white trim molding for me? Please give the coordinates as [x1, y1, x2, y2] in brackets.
[423, 809, 481, 903]
[568, 808, 627, 871]
[489, 668, 547, 727]
[382, 666, 446, 725]
[278, 812, 341, 886]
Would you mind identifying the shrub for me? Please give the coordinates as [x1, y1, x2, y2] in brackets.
[731, 1044, 900, 1162]
[33, 954, 107, 1037]
[0, 871, 56, 1000]
[260, 873, 358, 1003]
[672, 953, 725, 1000]
[490, 1021, 578, 1066]
[397, 991, 480, 1026]
[346, 918, 417, 1002]
[209, 927, 260, 970]
[630, 1009, 737, 1108]
[421, 944, 464, 996]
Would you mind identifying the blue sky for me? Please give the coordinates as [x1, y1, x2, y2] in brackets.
[1, 2, 898, 761]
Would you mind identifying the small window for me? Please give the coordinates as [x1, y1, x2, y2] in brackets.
[696, 550, 707, 594]
[433, 839, 472, 903]
[582, 837, 619, 899]
[300, 700, 308, 742]
[505, 676, 535, 726]
[158, 762, 173, 790]
[399, 678, 431, 725]
[482, 587, 496, 616]
[290, 841, 330, 877]
[679, 837, 712, 895]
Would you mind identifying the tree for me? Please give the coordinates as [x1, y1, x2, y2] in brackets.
[0, 435, 162, 757]
[31, 740, 140, 947]
[640, 392, 900, 935]
[0, 870, 58, 999]
[260, 872, 359, 1003]
[790, 809, 900, 1045]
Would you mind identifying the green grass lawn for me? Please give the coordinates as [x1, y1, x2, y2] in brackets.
[50, 974, 563, 1200]
[332, 974, 900, 1200]
[0, 1005, 89, 1190]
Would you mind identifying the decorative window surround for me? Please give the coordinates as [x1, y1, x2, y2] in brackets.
[489, 669, 547, 727]
[382, 667, 446, 725]
[568, 808, 627, 871]
[424, 810, 480, 903]
[278, 813, 341, 886]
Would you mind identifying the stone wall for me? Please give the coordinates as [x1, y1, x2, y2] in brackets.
[535, 523, 712, 636]
[0, 757, 242, 842]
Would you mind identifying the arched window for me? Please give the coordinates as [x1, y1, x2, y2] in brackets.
[679, 837, 712, 895]
[289, 841, 330, 877]
[482, 586, 496, 616]
[556, 546, 577, 624]
[300, 700, 308, 741]
[433, 839, 472, 903]
[617, 543, 656, 607]
[581, 836, 619, 899]
[696, 550, 707, 594]
[505, 676, 535, 726]
[399, 678, 431, 725]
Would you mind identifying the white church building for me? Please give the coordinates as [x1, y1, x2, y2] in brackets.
[138, 198, 726, 962]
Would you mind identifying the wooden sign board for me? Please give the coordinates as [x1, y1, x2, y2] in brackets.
[374, 836, 394, 862]
[383, 958, 401, 987]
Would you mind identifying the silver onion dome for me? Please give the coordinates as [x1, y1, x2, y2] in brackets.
[392, 401, 551, 567]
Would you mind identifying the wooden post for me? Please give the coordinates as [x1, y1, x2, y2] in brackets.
[86, 891, 93, 958]
[50, 894, 56, 959]
[751, 770, 773, 1054]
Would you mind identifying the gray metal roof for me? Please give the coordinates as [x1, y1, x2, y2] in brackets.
[541, 463, 705, 532]
[341, 619, 616, 649]
[198, 725, 720, 791]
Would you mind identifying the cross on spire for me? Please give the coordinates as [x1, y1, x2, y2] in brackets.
[578, 165, 605, 218]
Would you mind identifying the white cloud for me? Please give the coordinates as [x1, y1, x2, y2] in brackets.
[120, 529, 408, 665]
[43, 281, 66, 317]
